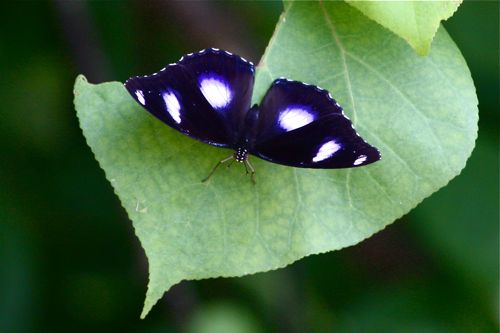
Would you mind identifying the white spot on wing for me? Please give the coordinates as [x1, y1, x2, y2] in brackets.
[278, 107, 315, 131]
[162, 91, 181, 124]
[353, 155, 367, 166]
[199, 75, 233, 109]
[313, 140, 341, 163]
[135, 90, 145, 105]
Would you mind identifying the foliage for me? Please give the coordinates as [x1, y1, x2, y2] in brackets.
[74, 1, 477, 316]
[346, 0, 462, 55]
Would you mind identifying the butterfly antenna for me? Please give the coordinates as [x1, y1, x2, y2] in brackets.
[202, 155, 234, 183]
[244, 159, 256, 185]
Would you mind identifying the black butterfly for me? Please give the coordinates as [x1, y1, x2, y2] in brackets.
[125, 48, 380, 183]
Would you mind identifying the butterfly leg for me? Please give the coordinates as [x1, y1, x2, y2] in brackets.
[226, 159, 235, 169]
[244, 159, 256, 185]
[202, 155, 234, 183]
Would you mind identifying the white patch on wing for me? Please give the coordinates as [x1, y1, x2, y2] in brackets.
[135, 90, 145, 105]
[312, 140, 341, 162]
[353, 154, 367, 166]
[278, 107, 315, 132]
[162, 91, 181, 124]
[199, 75, 233, 109]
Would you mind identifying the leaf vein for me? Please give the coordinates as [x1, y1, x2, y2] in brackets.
[345, 51, 452, 173]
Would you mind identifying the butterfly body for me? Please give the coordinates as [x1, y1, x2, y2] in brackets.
[125, 48, 380, 181]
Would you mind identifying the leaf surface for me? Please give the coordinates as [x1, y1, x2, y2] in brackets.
[345, 0, 462, 55]
[74, 1, 477, 317]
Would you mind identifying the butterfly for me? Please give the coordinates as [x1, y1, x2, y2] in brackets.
[124, 48, 380, 183]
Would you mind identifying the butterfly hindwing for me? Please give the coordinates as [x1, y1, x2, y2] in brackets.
[125, 49, 255, 147]
[251, 79, 380, 168]
[252, 78, 345, 144]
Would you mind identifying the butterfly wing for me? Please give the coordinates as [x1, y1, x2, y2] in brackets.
[251, 79, 380, 168]
[125, 64, 229, 146]
[178, 49, 255, 138]
[125, 48, 255, 147]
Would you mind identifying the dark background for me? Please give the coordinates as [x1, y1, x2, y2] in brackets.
[0, 1, 498, 332]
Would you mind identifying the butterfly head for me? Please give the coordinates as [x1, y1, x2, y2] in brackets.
[234, 147, 249, 163]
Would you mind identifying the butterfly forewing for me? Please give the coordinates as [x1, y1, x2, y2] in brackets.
[178, 49, 255, 142]
[251, 79, 380, 168]
[125, 64, 231, 147]
[125, 49, 255, 147]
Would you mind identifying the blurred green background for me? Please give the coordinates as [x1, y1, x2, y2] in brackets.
[0, 1, 498, 332]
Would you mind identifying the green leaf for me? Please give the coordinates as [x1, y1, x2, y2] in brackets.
[345, 0, 462, 55]
[187, 302, 263, 333]
[74, 1, 477, 317]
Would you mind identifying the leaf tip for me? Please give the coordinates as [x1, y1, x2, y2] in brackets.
[414, 43, 431, 57]
[73, 74, 90, 96]
[75, 74, 88, 86]
[140, 290, 157, 319]
[140, 273, 177, 319]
